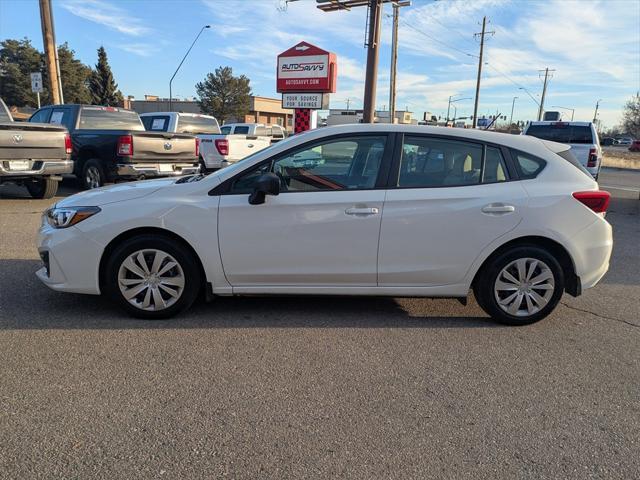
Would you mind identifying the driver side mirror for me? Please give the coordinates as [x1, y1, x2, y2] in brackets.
[249, 172, 280, 205]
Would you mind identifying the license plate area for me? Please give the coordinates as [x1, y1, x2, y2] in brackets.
[159, 164, 174, 172]
[9, 160, 30, 171]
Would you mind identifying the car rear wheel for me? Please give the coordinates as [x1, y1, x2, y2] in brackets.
[26, 177, 58, 199]
[474, 245, 564, 326]
[105, 235, 201, 319]
[81, 159, 104, 190]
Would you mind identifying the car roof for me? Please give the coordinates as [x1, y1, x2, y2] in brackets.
[527, 121, 594, 127]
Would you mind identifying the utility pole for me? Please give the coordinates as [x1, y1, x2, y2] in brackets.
[39, 0, 61, 104]
[472, 16, 493, 128]
[593, 99, 602, 123]
[363, 0, 383, 123]
[537, 67, 554, 121]
[510, 96, 518, 126]
[389, 3, 399, 124]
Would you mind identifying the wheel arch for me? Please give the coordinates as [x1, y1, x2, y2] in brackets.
[98, 226, 209, 296]
[75, 147, 99, 175]
[471, 235, 580, 297]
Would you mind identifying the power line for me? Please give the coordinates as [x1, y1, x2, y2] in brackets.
[396, 17, 479, 60]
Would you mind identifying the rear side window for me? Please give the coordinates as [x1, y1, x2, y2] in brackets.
[234, 126, 250, 135]
[525, 124, 594, 144]
[556, 149, 592, 177]
[483, 147, 508, 183]
[220, 126, 231, 135]
[511, 150, 546, 179]
[398, 136, 483, 187]
[49, 108, 74, 130]
[78, 107, 144, 130]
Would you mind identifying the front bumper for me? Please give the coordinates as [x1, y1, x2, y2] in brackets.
[116, 163, 200, 178]
[36, 222, 103, 295]
[0, 159, 73, 176]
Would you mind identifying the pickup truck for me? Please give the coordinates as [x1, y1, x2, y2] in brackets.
[140, 112, 271, 171]
[0, 98, 72, 198]
[29, 104, 199, 189]
[522, 121, 602, 179]
[220, 123, 287, 142]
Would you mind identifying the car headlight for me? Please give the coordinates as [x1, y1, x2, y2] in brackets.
[45, 206, 101, 228]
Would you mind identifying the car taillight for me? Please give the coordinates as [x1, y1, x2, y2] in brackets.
[587, 148, 598, 167]
[195, 137, 200, 157]
[117, 135, 133, 156]
[573, 190, 610, 214]
[215, 139, 229, 156]
[64, 133, 72, 155]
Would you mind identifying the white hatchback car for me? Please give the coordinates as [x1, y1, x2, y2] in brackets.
[37, 125, 613, 325]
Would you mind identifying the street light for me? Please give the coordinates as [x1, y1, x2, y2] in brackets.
[447, 94, 472, 122]
[509, 96, 518, 126]
[169, 25, 210, 111]
[551, 105, 575, 121]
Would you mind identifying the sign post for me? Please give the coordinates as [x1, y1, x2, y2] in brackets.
[30, 72, 43, 108]
[277, 42, 337, 133]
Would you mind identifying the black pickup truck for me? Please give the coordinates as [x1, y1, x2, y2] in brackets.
[28, 104, 199, 189]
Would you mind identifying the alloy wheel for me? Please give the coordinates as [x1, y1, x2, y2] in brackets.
[494, 257, 555, 317]
[86, 166, 101, 189]
[117, 249, 185, 311]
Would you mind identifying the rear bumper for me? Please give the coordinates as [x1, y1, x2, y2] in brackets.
[0, 159, 73, 176]
[571, 216, 613, 290]
[115, 163, 200, 178]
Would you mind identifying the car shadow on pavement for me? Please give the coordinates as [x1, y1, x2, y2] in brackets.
[0, 259, 498, 330]
[0, 177, 79, 199]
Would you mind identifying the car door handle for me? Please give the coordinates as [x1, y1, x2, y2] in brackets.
[345, 207, 379, 216]
[482, 203, 515, 215]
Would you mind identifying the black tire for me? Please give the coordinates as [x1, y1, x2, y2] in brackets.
[80, 159, 105, 190]
[26, 177, 58, 199]
[104, 234, 202, 319]
[474, 245, 565, 326]
[198, 157, 209, 175]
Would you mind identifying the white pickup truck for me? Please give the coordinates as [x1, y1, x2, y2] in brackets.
[220, 123, 287, 143]
[140, 112, 271, 171]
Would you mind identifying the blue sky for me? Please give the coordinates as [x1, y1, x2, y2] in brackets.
[1, 0, 638, 126]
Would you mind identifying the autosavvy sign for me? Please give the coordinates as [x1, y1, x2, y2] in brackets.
[277, 41, 337, 93]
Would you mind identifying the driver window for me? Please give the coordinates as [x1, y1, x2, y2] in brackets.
[228, 135, 387, 194]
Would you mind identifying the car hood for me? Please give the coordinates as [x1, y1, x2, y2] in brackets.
[56, 178, 178, 207]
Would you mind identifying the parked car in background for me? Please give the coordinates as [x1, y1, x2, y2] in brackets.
[220, 123, 287, 143]
[0, 97, 72, 198]
[601, 137, 615, 146]
[522, 121, 602, 179]
[29, 105, 199, 189]
[629, 140, 640, 152]
[615, 137, 633, 145]
[140, 112, 273, 172]
[36, 124, 612, 326]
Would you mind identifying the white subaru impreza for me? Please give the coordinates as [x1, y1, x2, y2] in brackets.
[37, 124, 612, 325]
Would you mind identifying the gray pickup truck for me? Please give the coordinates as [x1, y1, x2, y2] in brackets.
[0, 98, 72, 198]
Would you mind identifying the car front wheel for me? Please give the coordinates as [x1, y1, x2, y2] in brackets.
[474, 245, 564, 326]
[105, 235, 201, 319]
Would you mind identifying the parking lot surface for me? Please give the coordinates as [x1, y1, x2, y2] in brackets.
[1, 169, 638, 479]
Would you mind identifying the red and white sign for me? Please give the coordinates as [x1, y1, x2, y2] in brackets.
[277, 41, 337, 93]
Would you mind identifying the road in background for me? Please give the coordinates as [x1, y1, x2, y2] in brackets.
[0, 170, 638, 479]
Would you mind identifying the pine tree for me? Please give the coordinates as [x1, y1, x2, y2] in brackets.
[58, 43, 92, 104]
[0, 38, 46, 107]
[196, 66, 251, 122]
[88, 46, 123, 106]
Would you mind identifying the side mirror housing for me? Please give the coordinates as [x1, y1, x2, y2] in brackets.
[249, 172, 280, 205]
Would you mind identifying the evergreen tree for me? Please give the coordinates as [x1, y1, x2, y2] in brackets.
[58, 43, 92, 104]
[88, 46, 123, 106]
[0, 38, 46, 107]
[196, 66, 251, 122]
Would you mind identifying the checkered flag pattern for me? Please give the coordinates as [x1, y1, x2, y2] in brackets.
[294, 108, 311, 133]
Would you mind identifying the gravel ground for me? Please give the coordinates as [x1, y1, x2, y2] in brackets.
[0, 171, 638, 479]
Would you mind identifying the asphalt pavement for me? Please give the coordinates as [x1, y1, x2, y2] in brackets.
[0, 169, 638, 479]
